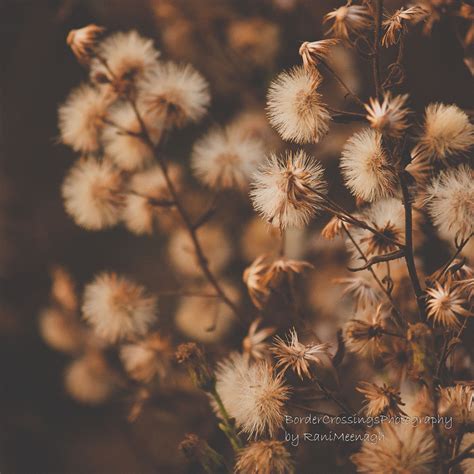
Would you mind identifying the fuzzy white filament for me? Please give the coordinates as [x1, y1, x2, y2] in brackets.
[267, 66, 330, 143]
[250, 150, 327, 229]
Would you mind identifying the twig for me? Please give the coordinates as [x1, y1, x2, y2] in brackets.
[347, 249, 404, 272]
[446, 443, 474, 469]
[399, 171, 426, 320]
[372, 0, 384, 99]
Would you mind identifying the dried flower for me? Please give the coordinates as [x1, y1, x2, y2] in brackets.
[438, 384, 474, 428]
[426, 280, 470, 327]
[91, 30, 160, 95]
[299, 39, 339, 69]
[243, 318, 276, 361]
[343, 305, 386, 356]
[321, 215, 346, 239]
[120, 332, 171, 382]
[351, 423, 436, 473]
[336, 277, 382, 310]
[340, 128, 397, 202]
[176, 342, 215, 391]
[58, 84, 109, 153]
[122, 164, 182, 235]
[415, 103, 474, 161]
[61, 157, 124, 230]
[140, 62, 210, 130]
[382, 6, 429, 47]
[267, 66, 330, 143]
[102, 104, 157, 171]
[215, 352, 289, 438]
[271, 328, 330, 379]
[82, 272, 157, 343]
[179, 434, 226, 472]
[324, 4, 372, 40]
[67, 24, 105, 64]
[191, 125, 265, 190]
[65, 352, 117, 405]
[425, 165, 474, 242]
[357, 382, 406, 417]
[250, 150, 328, 229]
[235, 440, 294, 474]
[348, 198, 407, 257]
[364, 93, 410, 138]
[243, 255, 273, 309]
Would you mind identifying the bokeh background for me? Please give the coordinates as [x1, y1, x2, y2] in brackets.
[0, 0, 472, 472]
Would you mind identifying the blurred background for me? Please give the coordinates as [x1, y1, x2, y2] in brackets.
[0, 0, 472, 472]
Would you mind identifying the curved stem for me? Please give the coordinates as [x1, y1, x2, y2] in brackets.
[372, 0, 384, 99]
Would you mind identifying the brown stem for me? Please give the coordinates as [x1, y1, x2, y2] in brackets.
[342, 224, 403, 324]
[440, 234, 473, 277]
[319, 58, 365, 107]
[446, 443, 474, 469]
[125, 96, 243, 324]
[399, 171, 426, 320]
[372, 0, 384, 99]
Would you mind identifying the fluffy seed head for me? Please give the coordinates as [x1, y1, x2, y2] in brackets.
[140, 62, 210, 130]
[82, 272, 157, 343]
[58, 84, 109, 153]
[235, 440, 294, 474]
[357, 382, 406, 417]
[215, 352, 290, 438]
[62, 157, 124, 230]
[250, 150, 328, 229]
[438, 384, 474, 428]
[425, 165, 474, 242]
[65, 352, 117, 405]
[91, 30, 160, 95]
[122, 164, 182, 235]
[340, 128, 397, 202]
[364, 93, 410, 138]
[267, 66, 330, 144]
[271, 328, 331, 379]
[416, 103, 474, 160]
[336, 277, 382, 310]
[324, 5, 372, 40]
[351, 423, 436, 473]
[191, 126, 265, 190]
[102, 104, 156, 171]
[120, 333, 171, 382]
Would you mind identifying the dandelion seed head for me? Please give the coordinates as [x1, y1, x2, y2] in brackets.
[235, 440, 294, 474]
[140, 62, 210, 130]
[62, 157, 124, 230]
[58, 84, 109, 153]
[267, 66, 330, 143]
[250, 150, 328, 229]
[416, 103, 474, 160]
[425, 165, 474, 242]
[324, 5, 372, 40]
[351, 423, 436, 473]
[91, 31, 160, 94]
[340, 128, 397, 202]
[82, 272, 157, 343]
[215, 352, 290, 438]
[102, 104, 157, 171]
[192, 126, 265, 190]
[364, 93, 410, 138]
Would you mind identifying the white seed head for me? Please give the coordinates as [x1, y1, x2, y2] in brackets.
[267, 66, 330, 144]
[250, 150, 328, 229]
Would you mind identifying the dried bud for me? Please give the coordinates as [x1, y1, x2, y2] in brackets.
[179, 434, 226, 473]
[176, 343, 215, 391]
[299, 39, 339, 69]
[67, 25, 105, 65]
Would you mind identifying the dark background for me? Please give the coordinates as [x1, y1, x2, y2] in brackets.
[0, 0, 472, 472]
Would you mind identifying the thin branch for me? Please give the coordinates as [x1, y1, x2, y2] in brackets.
[372, 0, 384, 99]
[446, 443, 474, 469]
[347, 249, 404, 272]
[399, 170, 426, 320]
